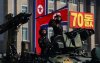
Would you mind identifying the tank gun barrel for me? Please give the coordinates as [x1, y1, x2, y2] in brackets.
[0, 13, 31, 34]
[65, 28, 95, 41]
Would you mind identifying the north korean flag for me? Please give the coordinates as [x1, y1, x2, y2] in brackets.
[36, 0, 46, 18]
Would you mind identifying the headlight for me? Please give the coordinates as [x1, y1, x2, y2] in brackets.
[77, 61, 82, 63]
[63, 58, 73, 63]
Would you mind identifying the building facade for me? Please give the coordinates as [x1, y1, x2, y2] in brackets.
[48, 0, 66, 13]
[8, 0, 29, 54]
[0, 0, 29, 54]
[0, 0, 8, 54]
[0, 0, 99, 55]
[95, 0, 100, 46]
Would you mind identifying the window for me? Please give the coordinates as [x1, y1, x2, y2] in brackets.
[69, 0, 73, 3]
[21, 5, 28, 13]
[48, 8, 54, 13]
[22, 27, 28, 41]
[49, 0, 54, 3]
[91, 0, 95, 5]
[63, 25, 67, 33]
[60, 0, 66, 3]
[80, 0, 83, 3]
[73, 0, 77, 4]
[69, 0, 77, 4]
[49, 0, 54, 1]
[48, 27, 54, 41]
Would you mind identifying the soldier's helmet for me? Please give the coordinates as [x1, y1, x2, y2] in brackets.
[54, 15, 62, 24]
[39, 28, 47, 36]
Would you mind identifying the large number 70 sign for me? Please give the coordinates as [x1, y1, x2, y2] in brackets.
[70, 11, 94, 29]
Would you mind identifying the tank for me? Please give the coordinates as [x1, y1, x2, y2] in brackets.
[38, 15, 95, 63]
[47, 31, 92, 63]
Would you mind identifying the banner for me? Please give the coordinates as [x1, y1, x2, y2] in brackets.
[36, 7, 68, 54]
[70, 11, 94, 29]
[33, 0, 47, 52]
[36, 0, 46, 18]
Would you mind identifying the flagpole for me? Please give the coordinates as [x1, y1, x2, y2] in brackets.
[46, 0, 48, 14]
[67, 0, 69, 32]
[77, 0, 80, 12]
[54, 0, 57, 11]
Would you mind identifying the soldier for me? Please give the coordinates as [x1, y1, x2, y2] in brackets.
[38, 28, 51, 57]
[49, 15, 66, 52]
[49, 15, 63, 36]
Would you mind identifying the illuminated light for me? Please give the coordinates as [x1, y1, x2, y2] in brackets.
[63, 58, 73, 63]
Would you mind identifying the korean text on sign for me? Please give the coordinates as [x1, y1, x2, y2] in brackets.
[70, 11, 94, 29]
